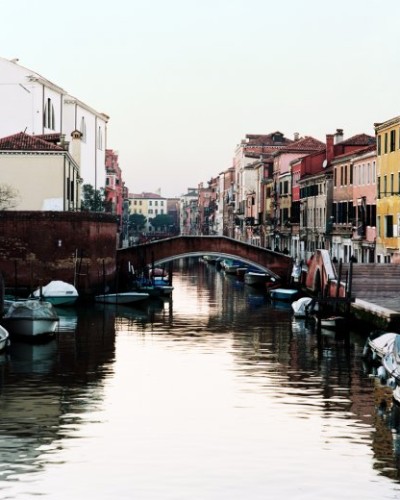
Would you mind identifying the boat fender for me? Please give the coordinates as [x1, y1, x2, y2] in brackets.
[388, 377, 397, 389]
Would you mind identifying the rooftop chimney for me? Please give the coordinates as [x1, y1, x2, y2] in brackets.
[70, 130, 82, 166]
[294, 132, 300, 141]
[326, 134, 335, 163]
[334, 128, 344, 144]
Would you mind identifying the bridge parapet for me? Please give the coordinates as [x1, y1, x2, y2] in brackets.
[117, 236, 293, 286]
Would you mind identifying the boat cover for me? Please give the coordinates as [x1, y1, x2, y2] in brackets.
[4, 300, 59, 319]
[32, 281, 78, 297]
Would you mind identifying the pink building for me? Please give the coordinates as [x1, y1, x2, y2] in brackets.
[105, 149, 125, 218]
[331, 144, 376, 262]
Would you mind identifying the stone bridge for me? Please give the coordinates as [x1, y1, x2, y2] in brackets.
[117, 236, 294, 286]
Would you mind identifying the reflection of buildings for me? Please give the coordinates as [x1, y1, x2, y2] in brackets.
[0, 307, 116, 482]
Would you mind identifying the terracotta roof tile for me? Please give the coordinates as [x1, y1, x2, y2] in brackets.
[277, 136, 325, 153]
[339, 133, 375, 146]
[0, 132, 64, 151]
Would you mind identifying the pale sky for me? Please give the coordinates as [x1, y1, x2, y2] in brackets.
[0, 0, 399, 197]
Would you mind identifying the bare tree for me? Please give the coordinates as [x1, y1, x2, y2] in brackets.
[0, 184, 19, 210]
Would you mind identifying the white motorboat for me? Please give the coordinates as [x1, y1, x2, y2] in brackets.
[31, 280, 79, 306]
[291, 296, 316, 318]
[94, 292, 150, 305]
[320, 315, 345, 330]
[244, 271, 270, 288]
[0, 325, 10, 352]
[269, 288, 300, 302]
[2, 299, 59, 337]
[382, 334, 400, 383]
[365, 331, 398, 362]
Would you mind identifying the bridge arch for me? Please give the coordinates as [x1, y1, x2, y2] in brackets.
[117, 236, 294, 286]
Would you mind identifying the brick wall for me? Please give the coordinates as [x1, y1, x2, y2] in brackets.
[0, 211, 118, 296]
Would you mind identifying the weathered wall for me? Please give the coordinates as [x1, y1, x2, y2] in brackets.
[0, 211, 118, 296]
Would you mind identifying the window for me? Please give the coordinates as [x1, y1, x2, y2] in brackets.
[43, 97, 55, 130]
[377, 135, 381, 155]
[391, 173, 394, 195]
[384, 133, 388, 154]
[391, 130, 396, 152]
[98, 126, 103, 150]
[80, 117, 86, 142]
[385, 215, 393, 237]
[155, 200, 158, 206]
[149, 201, 153, 206]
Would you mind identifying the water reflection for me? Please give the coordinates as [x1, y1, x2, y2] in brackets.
[0, 258, 399, 499]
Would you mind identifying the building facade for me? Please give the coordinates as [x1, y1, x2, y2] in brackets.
[0, 56, 109, 191]
[0, 131, 81, 211]
[375, 116, 400, 262]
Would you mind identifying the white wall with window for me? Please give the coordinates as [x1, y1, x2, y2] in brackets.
[0, 57, 108, 191]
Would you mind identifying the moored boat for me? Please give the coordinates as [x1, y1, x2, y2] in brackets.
[320, 315, 345, 330]
[2, 299, 59, 338]
[31, 280, 79, 306]
[0, 325, 10, 352]
[244, 271, 270, 288]
[291, 296, 316, 318]
[94, 292, 150, 305]
[270, 288, 300, 302]
[364, 330, 397, 362]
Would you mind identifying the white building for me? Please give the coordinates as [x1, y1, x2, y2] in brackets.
[0, 56, 109, 190]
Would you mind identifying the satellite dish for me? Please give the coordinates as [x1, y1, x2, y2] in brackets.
[322, 159, 328, 169]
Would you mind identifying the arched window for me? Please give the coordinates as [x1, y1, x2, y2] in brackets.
[80, 117, 86, 142]
[98, 126, 103, 150]
[43, 97, 55, 130]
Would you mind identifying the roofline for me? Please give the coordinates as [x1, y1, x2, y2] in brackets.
[0, 149, 80, 170]
[0, 58, 109, 121]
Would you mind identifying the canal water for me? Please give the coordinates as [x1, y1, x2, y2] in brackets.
[0, 258, 400, 499]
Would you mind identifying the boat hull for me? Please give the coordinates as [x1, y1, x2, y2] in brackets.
[95, 292, 150, 305]
[0, 325, 10, 351]
[320, 316, 345, 330]
[270, 288, 299, 302]
[31, 281, 79, 307]
[244, 272, 269, 288]
[2, 300, 59, 338]
[2, 317, 58, 337]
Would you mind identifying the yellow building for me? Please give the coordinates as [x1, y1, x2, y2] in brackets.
[375, 116, 400, 262]
[128, 192, 167, 233]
